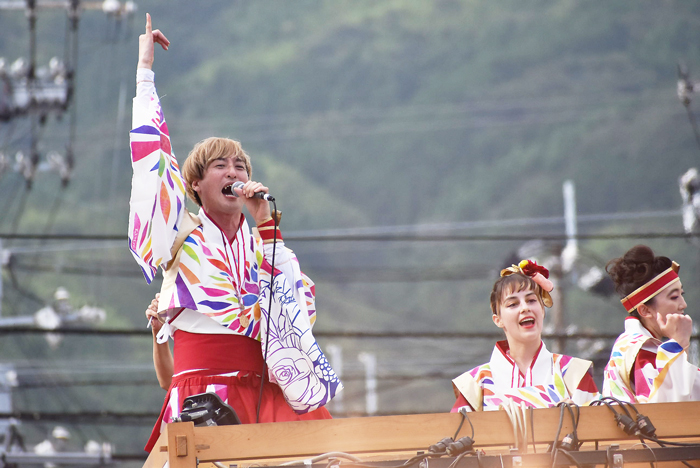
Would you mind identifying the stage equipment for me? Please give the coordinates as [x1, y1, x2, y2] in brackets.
[143, 401, 700, 468]
[172, 392, 241, 427]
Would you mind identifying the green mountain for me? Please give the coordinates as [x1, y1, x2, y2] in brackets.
[2, 0, 700, 456]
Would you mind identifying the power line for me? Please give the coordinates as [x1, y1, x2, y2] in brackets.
[160, 88, 676, 143]
[0, 207, 684, 241]
[0, 411, 158, 424]
[2, 326, 695, 341]
[0, 230, 696, 242]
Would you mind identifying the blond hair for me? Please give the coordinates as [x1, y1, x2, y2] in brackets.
[181, 137, 252, 206]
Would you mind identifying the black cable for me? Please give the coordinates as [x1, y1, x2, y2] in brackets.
[592, 396, 627, 418]
[256, 200, 279, 423]
[637, 437, 655, 468]
[566, 402, 581, 450]
[401, 452, 446, 467]
[549, 405, 566, 468]
[556, 449, 583, 468]
[550, 402, 580, 468]
[453, 407, 474, 440]
[549, 403, 566, 453]
[648, 438, 695, 468]
[643, 436, 700, 447]
[593, 397, 700, 453]
[446, 451, 473, 468]
[598, 396, 633, 418]
[452, 412, 465, 441]
[346, 452, 443, 468]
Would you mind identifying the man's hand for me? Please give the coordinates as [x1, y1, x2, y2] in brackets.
[233, 180, 273, 226]
[138, 13, 170, 70]
[657, 312, 693, 350]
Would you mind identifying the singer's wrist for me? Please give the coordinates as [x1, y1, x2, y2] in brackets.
[257, 217, 282, 244]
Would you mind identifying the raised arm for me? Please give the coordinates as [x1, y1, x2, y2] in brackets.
[128, 13, 186, 283]
[138, 13, 169, 70]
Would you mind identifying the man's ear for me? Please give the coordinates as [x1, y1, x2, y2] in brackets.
[191, 179, 200, 192]
[637, 302, 653, 318]
[492, 313, 504, 329]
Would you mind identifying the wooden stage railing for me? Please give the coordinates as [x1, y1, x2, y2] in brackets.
[143, 402, 700, 468]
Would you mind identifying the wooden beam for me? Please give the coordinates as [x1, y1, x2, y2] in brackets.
[166, 422, 196, 468]
[142, 432, 168, 468]
[140, 402, 700, 468]
[188, 402, 700, 463]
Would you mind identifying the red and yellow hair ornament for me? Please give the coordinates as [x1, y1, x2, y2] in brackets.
[500, 259, 554, 307]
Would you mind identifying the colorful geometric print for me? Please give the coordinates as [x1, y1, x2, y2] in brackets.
[467, 351, 597, 411]
[129, 79, 341, 413]
[602, 330, 648, 402]
[602, 318, 696, 403]
[129, 96, 184, 285]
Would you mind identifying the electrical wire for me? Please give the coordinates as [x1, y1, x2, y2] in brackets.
[6, 256, 44, 305]
[446, 451, 472, 468]
[549, 402, 580, 468]
[595, 396, 633, 419]
[256, 200, 279, 423]
[2, 326, 696, 343]
[592, 396, 700, 468]
[453, 407, 474, 441]
[555, 448, 583, 468]
[2, 230, 700, 242]
[280, 452, 363, 466]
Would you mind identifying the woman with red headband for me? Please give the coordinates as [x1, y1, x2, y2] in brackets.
[451, 260, 599, 412]
[603, 245, 700, 402]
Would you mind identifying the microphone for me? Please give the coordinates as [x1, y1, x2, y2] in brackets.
[232, 181, 275, 201]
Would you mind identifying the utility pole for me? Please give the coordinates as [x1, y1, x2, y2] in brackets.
[550, 180, 577, 354]
[0, 0, 136, 187]
[0, 286, 106, 348]
[357, 352, 378, 416]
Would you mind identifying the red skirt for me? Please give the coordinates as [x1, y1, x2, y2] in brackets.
[145, 331, 332, 452]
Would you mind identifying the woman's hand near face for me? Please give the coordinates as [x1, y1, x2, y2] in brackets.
[145, 293, 163, 339]
[657, 312, 693, 349]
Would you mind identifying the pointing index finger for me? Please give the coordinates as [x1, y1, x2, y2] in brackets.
[145, 12, 152, 34]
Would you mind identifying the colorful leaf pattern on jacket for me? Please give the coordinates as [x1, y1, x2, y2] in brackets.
[128, 73, 342, 413]
[603, 317, 700, 403]
[453, 340, 599, 411]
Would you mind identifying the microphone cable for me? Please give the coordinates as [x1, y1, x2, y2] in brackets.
[256, 199, 279, 423]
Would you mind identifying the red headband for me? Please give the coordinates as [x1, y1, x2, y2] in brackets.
[620, 262, 680, 313]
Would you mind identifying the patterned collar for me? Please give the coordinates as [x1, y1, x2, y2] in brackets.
[623, 316, 660, 345]
[490, 340, 551, 388]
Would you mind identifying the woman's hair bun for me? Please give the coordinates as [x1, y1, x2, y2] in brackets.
[606, 245, 671, 297]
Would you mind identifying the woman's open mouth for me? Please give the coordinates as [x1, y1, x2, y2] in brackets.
[519, 317, 536, 328]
